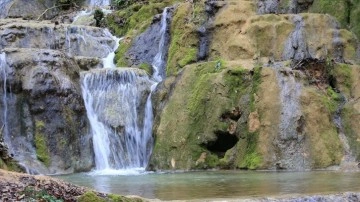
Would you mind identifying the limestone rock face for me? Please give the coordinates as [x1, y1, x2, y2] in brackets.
[149, 0, 360, 171]
[1, 48, 93, 174]
[0, 0, 62, 20]
[0, 19, 116, 58]
[125, 8, 173, 70]
[0, 17, 118, 174]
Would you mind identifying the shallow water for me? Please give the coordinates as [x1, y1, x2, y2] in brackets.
[56, 170, 360, 200]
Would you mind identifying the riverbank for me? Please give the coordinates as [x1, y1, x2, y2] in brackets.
[161, 192, 360, 202]
[2, 168, 360, 201]
[0, 169, 143, 201]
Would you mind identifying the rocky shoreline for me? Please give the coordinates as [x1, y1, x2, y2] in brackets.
[0, 169, 143, 202]
[2, 168, 360, 202]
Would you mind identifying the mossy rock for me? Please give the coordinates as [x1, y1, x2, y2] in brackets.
[34, 120, 50, 167]
[308, 0, 360, 39]
[166, 3, 200, 76]
[150, 60, 263, 170]
[78, 192, 106, 202]
[301, 88, 343, 168]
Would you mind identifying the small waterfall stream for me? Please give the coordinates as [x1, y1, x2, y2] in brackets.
[0, 52, 12, 154]
[272, 63, 310, 170]
[88, 0, 111, 7]
[0, 0, 12, 19]
[333, 94, 356, 169]
[152, 8, 169, 82]
[81, 7, 171, 173]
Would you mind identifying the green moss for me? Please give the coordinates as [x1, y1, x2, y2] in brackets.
[138, 63, 153, 75]
[78, 192, 105, 202]
[309, 0, 360, 39]
[342, 106, 360, 161]
[333, 63, 353, 96]
[35, 120, 50, 167]
[107, 2, 173, 66]
[108, 194, 143, 202]
[237, 132, 262, 170]
[224, 65, 262, 111]
[0, 158, 4, 169]
[309, 0, 348, 26]
[166, 3, 199, 76]
[187, 73, 212, 116]
[350, 3, 360, 40]
[115, 40, 132, 67]
[205, 153, 220, 168]
[106, 3, 165, 36]
[178, 48, 198, 68]
[320, 88, 340, 114]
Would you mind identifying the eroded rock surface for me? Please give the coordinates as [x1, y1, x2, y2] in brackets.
[1, 48, 93, 174]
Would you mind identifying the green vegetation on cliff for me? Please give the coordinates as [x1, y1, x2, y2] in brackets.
[107, 1, 179, 67]
[151, 60, 264, 170]
[35, 120, 50, 167]
[166, 2, 202, 76]
[309, 0, 360, 40]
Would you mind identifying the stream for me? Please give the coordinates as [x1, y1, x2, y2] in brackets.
[56, 170, 360, 200]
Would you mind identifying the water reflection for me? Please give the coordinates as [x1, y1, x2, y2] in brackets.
[56, 171, 360, 200]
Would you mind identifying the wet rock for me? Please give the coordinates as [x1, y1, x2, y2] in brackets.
[6, 0, 60, 20]
[75, 56, 103, 70]
[283, 15, 310, 61]
[125, 7, 174, 72]
[0, 18, 116, 58]
[0, 0, 13, 19]
[257, 0, 279, 14]
[257, 0, 314, 14]
[1, 48, 93, 174]
[198, 0, 226, 61]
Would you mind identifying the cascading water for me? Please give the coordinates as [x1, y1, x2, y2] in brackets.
[152, 7, 169, 82]
[81, 69, 154, 171]
[81, 7, 171, 173]
[0, 0, 12, 19]
[88, 0, 111, 7]
[333, 94, 357, 170]
[0, 52, 11, 154]
[271, 63, 310, 170]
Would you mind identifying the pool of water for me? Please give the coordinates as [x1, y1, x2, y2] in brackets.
[56, 170, 360, 200]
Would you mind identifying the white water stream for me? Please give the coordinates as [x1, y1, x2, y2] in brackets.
[80, 6, 171, 174]
[0, 52, 12, 154]
[88, 0, 111, 7]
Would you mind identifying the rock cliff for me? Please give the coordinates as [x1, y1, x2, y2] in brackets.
[110, 0, 360, 171]
[0, 16, 118, 173]
[1, 0, 360, 173]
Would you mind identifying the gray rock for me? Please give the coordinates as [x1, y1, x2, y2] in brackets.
[257, 0, 314, 14]
[283, 15, 310, 61]
[125, 7, 174, 70]
[6, 0, 60, 20]
[0, 0, 13, 19]
[0, 19, 116, 58]
[0, 48, 94, 174]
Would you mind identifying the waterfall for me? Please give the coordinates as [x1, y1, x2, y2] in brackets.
[333, 94, 357, 170]
[272, 63, 310, 170]
[81, 69, 154, 171]
[81, 7, 170, 173]
[88, 0, 111, 7]
[151, 7, 169, 82]
[0, 52, 12, 155]
[0, 0, 12, 19]
[283, 15, 309, 61]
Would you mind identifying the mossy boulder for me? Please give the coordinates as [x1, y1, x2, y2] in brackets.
[149, 60, 264, 170]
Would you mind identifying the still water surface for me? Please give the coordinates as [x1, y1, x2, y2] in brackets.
[57, 170, 360, 200]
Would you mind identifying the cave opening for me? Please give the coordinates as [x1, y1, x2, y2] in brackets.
[202, 131, 239, 158]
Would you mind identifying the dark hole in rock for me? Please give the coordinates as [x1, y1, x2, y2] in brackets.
[221, 107, 242, 121]
[202, 131, 239, 157]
